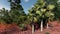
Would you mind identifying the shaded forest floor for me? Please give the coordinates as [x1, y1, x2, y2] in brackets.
[0, 21, 60, 34]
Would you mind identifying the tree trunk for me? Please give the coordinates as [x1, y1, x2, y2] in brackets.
[47, 19, 50, 29]
[47, 23, 48, 29]
[41, 20, 43, 32]
[32, 24, 34, 34]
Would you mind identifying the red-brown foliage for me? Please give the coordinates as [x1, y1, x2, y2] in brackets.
[0, 21, 60, 34]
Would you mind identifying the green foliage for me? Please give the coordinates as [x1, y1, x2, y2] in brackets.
[0, 0, 27, 25]
[19, 24, 25, 30]
[28, 0, 56, 27]
[0, 8, 12, 23]
[29, 0, 55, 21]
[45, 0, 60, 20]
[45, 32, 50, 34]
[53, 2, 60, 20]
[8, 0, 26, 24]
